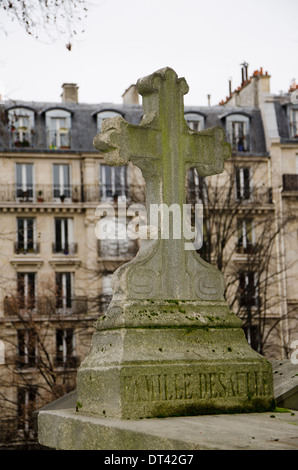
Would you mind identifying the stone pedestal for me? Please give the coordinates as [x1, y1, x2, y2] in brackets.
[76, 300, 274, 419]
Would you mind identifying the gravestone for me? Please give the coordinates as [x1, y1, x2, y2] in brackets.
[76, 67, 275, 419]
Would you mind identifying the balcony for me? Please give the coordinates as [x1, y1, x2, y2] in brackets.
[186, 186, 273, 206]
[226, 132, 250, 153]
[14, 242, 40, 255]
[52, 242, 78, 255]
[236, 243, 261, 255]
[47, 129, 71, 150]
[54, 356, 79, 369]
[0, 184, 81, 203]
[98, 239, 138, 260]
[0, 184, 144, 204]
[283, 174, 298, 191]
[9, 129, 35, 148]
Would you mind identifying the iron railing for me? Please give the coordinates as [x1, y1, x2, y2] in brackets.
[52, 242, 78, 255]
[283, 174, 298, 191]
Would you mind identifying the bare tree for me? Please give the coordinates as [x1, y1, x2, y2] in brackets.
[186, 164, 297, 358]
[0, 276, 93, 447]
[0, 0, 88, 45]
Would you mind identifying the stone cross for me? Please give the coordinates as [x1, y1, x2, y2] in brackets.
[75, 67, 274, 421]
[94, 67, 230, 302]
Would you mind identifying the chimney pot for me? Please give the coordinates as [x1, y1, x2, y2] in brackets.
[122, 84, 139, 105]
[61, 83, 79, 103]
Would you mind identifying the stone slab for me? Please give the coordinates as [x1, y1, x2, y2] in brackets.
[272, 360, 298, 410]
[37, 407, 298, 450]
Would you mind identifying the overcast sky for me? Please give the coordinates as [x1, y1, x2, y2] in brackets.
[0, 0, 297, 107]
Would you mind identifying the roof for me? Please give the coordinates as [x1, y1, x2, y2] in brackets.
[0, 99, 267, 154]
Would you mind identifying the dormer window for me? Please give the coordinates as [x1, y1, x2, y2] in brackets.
[46, 109, 71, 149]
[8, 107, 34, 148]
[184, 113, 204, 132]
[226, 114, 250, 152]
[97, 111, 122, 133]
[289, 108, 298, 138]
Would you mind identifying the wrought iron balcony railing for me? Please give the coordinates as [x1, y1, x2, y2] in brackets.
[14, 242, 40, 254]
[283, 174, 298, 191]
[9, 129, 35, 148]
[186, 186, 273, 206]
[226, 132, 251, 152]
[47, 129, 71, 149]
[0, 184, 144, 203]
[52, 242, 78, 255]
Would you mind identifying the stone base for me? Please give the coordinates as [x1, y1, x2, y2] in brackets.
[37, 407, 298, 450]
[76, 302, 275, 419]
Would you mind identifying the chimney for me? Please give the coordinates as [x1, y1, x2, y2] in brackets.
[207, 94, 211, 106]
[228, 78, 232, 97]
[122, 84, 139, 104]
[61, 83, 79, 103]
[240, 62, 249, 84]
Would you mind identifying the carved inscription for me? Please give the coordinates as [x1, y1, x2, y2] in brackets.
[123, 370, 270, 403]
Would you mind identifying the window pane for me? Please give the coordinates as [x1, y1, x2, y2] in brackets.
[55, 219, 62, 251]
[16, 164, 22, 188]
[236, 168, 241, 199]
[17, 273, 25, 309]
[53, 164, 60, 197]
[56, 329, 63, 360]
[27, 219, 34, 249]
[17, 219, 24, 248]
[55, 273, 63, 308]
[27, 273, 36, 309]
[66, 273, 72, 308]
[243, 168, 250, 199]
[63, 165, 70, 195]
[66, 329, 73, 357]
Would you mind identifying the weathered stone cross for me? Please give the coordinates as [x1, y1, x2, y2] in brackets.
[94, 67, 230, 302]
[75, 67, 274, 422]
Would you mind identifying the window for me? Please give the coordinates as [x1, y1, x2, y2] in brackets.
[98, 217, 138, 258]
[17, 273, 36, 310]
[101, 274, 112, 312]
[290, 108, 298, 138]
[16, 163, 34, 201]
[239, 271, 259, 307]
[99, 164, 127, 201]
[17, 386, 36, 431]
[197, 219, 210, 262]
[55, 328, 75, 367]
[56, 272, 73, 311]
[0, 340, 4, 365]
[8, 107, 34, 147]
[53, 164, 71, 200]
[46, 109, 71, 149]
[17, 329, 37, 368]
[226, 114, 250, 152]
[54, 218, 76, 254]
[243, 324, 261, 353]
[186, 167, 206, 204]
[16, 218, 38, 254]
[237, 218, 254, 253]
[235, 167, 252, 200]
[96, 111, 122, 133]
[184, 113, 204, 132]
